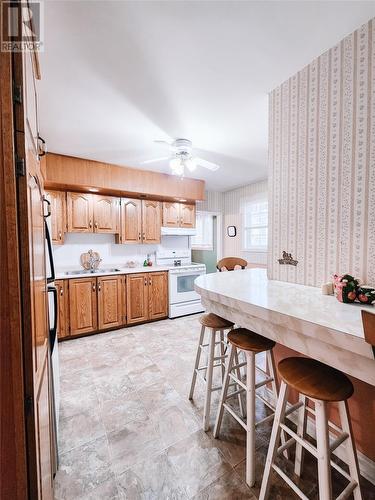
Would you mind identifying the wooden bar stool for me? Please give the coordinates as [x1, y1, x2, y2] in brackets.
[259, 357, 362, 500]
[189, 313, 245, 431]
[213, 328, 285, 487]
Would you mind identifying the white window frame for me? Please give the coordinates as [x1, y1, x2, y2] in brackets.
[191, 211, 214, 251]
[241, 194, 268, 253]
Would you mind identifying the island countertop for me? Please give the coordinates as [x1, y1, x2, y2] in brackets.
[195, 268, 374, 386]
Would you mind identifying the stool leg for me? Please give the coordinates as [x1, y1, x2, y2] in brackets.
[189, 325, 205, 400]
[294, 394, 307, 477]
[213, 344, 235, 438]
[245, 351, 256, 487]
[315, 400, 332, 500]
[219, 330, 226, 381]
[234, 347, 246, 418]
[259, 381, 289, 500]
[203, 328, 216, 431]
[338, 400, 363, 500]
[267, 349, 289, 460]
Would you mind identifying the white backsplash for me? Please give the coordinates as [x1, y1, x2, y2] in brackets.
[53, 233, 190, 271]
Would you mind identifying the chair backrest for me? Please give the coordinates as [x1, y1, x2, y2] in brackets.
[361, 310, 375, 357]
[216, 257, 248, 272]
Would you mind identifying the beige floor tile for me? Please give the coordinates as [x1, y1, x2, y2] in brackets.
[99, 393, 148, 434]
[58, 409, 106, 455]
[193, 469, 256, 500]
[166, 430, 232, 498]
[116, 451, 189, 500]
[54, 436, 113, 499]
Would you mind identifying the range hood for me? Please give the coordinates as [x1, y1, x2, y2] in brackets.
[161, 226, 197, 236]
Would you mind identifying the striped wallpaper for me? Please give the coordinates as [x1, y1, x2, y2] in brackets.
[268, 18, 375, 287]
[199, 180, 268, 265]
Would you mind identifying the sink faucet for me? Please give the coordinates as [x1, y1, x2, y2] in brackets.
[87, 249, 102, 271]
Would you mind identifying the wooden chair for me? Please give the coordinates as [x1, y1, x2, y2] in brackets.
[216, 257, 247, 272]
[361, 310, 375, 357]
[259, 357, 362, 500]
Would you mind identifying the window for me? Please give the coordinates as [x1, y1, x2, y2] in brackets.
[191, 212, 214, 251]
[243, 198, 268, 252]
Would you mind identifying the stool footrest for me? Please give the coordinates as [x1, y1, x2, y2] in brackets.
[280, 423, 318, 458]
[277, 438, 295, 456]
[223, 403, 247, 430]
[271, 464, 309, 500]
[336, 480, 358, 500]
[228, 372, 247, 391]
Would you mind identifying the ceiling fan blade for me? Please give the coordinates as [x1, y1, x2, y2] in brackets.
[195, 157, 220, 171]
[141, 156, 169, 165]
[154, 140, 171, 147]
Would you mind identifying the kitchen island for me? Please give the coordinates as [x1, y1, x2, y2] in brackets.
[195, 268, 374, 386]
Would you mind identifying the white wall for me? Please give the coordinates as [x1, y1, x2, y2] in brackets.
[53, 234, 189, 270]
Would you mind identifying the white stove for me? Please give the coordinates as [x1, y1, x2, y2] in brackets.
[156, 250, 206, 318]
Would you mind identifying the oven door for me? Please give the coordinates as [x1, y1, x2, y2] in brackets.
[169, 270, 204, 304]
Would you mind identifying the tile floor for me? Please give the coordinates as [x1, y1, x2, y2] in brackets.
[55, 315, 375, 499]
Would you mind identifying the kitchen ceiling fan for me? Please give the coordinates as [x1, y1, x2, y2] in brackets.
[141, 138, 220, 176]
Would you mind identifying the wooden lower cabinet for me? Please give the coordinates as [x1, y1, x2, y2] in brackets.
[69, 277, 97, 335]
[55, 280, 70, 338]
[57, 271, 168, 338]
[126, 273, 149, 325]
[98, 275, 125, 330]
[149, 272, 168, 320]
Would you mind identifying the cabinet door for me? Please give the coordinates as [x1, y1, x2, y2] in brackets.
[93, 195, 120, 233]
[126, 273, 149, 324]
[55, 280, 69, 339]
[180, 203, 196, 228]
[162, 202, 180, 227]
[68, 278, 97, 335]
[67, 192, 93, 232]
[120, 198, 142, 244]
[97, 275, 125, 330]
[46, 190, 66, 244]
[148, 272, 168, 320]
[142, 200, 161, 244]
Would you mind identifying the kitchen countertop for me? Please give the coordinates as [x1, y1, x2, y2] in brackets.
[56, 265, 170, 279]
[195, 268, 375, 385]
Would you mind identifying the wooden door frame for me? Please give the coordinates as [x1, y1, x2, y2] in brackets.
[0, 38, 28, 500]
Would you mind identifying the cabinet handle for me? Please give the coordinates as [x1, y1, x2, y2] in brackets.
[89, 220, 92, 228]
[138, 233, 141, 240]
[95, 221, 98, 229]
[144, 278, 147, 286]
[98, 283, 101, 292]
[92, 284, 96, 292]
[149, 278, 152, 286]
[59, 230, 62, 240]
[60, 288, 63, 296]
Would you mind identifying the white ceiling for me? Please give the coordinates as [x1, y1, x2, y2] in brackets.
[39, 1, 375, 191]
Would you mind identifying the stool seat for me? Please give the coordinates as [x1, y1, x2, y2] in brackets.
[199, 313, 234, 329]
[278, 357, 354, 402]
[228, 328, 276, 353]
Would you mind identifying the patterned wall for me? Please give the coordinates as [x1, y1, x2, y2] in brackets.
[268, 18, 375, 286]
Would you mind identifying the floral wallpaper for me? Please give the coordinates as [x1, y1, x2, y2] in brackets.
[268, 18, 375, 287]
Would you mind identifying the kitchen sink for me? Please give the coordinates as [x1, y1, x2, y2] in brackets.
[64, 268, 121, 275]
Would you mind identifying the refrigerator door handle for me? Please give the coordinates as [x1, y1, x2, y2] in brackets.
[48, 285, 58, 349]
[45, 220, 55, 283]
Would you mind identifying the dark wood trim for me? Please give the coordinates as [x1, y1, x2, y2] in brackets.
[45, 152, 205, 202]
[0, 30, 28, 500]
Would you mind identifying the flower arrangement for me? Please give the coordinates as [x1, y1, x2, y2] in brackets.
[333, 274, 375, 305]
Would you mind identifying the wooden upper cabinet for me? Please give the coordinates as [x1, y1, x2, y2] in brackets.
[148, 272, 168, 320]
[120, 198, 142, 244]
[68, 277, 97, 335]
[67, 192, 93, 232]
[126, 273, 149, 324]
[162, 202, 196, 228]
[142, 200, 161, 244]
[162, 202, 180, 227]
[180, 203, 196, 228]
[55, 280, 69, 339]
[97, 275, 125, 330]
[46, 190, 66, 244]
[93, 195, 119, 233]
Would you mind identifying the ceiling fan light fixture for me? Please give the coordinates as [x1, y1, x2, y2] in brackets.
[170, 157, 184, 176]
[184, 158, 197, 172]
